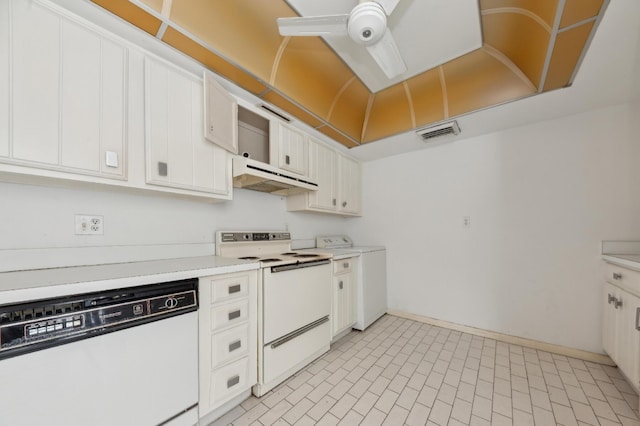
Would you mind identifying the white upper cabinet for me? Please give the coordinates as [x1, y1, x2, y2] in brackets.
[287, 137, 362, 216]
[307, 138, 338, 212]
[0, 0, 9, 158]
[6, 0, 126, 178]
[144, 57, 231, 198]
[204, 71, 238, 154]
[338, 153, 362, 215]
[271, 121, 308, 176]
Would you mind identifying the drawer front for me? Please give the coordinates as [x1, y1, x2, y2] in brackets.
[605, 263, 640, 295]
[209, 356, 250, 407]
[210, 324, 249, 369]
[209, 273, 250, 304]
[210, 299, 249, 332]
[333, 258, 355, 275]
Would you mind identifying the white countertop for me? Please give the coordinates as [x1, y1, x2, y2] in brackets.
[0, 256, 259, 304]
[602, 254, 640, 272]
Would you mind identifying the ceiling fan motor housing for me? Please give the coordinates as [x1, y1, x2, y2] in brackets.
[348, 2, 387, 45]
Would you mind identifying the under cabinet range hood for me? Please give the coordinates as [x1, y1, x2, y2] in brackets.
[232, 156, 318, 196]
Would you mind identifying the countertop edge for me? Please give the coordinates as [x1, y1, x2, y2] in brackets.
[602, 255, 640, 272]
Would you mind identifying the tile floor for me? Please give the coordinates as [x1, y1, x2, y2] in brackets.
[211, 315, 640, 426]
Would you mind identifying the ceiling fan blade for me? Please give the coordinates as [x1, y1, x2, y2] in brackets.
[366, 29, 407, 79]
[375, 0, 401, 16]
[277, 15, 349, 36]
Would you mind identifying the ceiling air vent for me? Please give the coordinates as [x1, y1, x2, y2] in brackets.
[416, 121, 460, 142]
[260, 104, 291, 122]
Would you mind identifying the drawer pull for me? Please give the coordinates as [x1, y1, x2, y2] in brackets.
[636, 308, 640, 331]
[613, 272, 623, 280]
[343, 262, 349, 268]
[227, 375, 240, 388]
[339, 281, 344, 290]
[608, 294, 616, 304]
[228, 310, 241, 320]
[229, 340, 242, 352]
[228, 284, 241, 294]
[614, 298, 623, 309]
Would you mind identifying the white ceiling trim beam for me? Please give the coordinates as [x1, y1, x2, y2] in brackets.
[483, 44, 536, 92]
[538, 0, 566, 92]
[438, 66, 448, 119]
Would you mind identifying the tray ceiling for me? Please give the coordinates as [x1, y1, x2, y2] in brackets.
[90, 0, 609, 149]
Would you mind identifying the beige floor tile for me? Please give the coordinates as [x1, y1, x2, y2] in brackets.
[513, 409, 535, 426]
[428, 399, 452, 425]
[552, 401, 579, 426]
[337, 410, 363, 426]
[407, 372, 428, 390]
[436, 383, 457, 405]
[581, 381, 607, 400]
[492, 412, 514, 426]
[259, 400, 294, 426]
[346, 377, 371, 398]
[307, 395, 337, 421]
[570, 400, 599, 425]
[512, 389, 533, 414]
[329, 393, 357, 419]
[532, 406, 557, 426]
[374, 388, 399, 414]
[470, 414, 491, 426]
[548, 385, 571, 406]
[388, 373, 409, 393]
[306, 381, 333, 403]
[607, 396, 638, 419]
[405, 402, 431, 426]
[381, 405, 409, 425]
[456, 381, 476, 403]
[451, 398, 473, 423]
[417, 384, 438, 408]
[361, 407, 386, 426]
[352, 390, 378, 416]
[232, 403, 269, 426]
[530, 387, 553, 411]
[472, 395, 492, 421]
[475, 379, 493, 399]
[294, 414, 316, 425]
[396, 386, 420, 410]
[282, 398, 314, 424]
[493, 393, 513, 418]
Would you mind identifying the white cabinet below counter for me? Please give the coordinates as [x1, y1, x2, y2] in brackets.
[198, 270, 258, 420]
[601, 258, 640, 397]
[332, 256, 358, 340]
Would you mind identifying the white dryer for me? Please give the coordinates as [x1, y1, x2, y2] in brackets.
[317, 236, 387, 330]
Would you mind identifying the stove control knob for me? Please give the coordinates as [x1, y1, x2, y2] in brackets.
[165, 297, 179, 309]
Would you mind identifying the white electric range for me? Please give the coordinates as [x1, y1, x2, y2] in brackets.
[216, 231, 333, 396]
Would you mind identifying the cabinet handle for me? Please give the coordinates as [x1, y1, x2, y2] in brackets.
[339, 281, 343, 290]
[158, 161, 168, 177]
[608, 294, 616, 304]
[209, 124, 214, 132]
[227, 375, 240, 388]
[229, 340, 242, 352]
[228, 284, 241, 294]
[613, 272, 623, 280]
[636, 307, 640, 331]
[343, 262, 349, 268]
[228, 309, 241, 320]
[342, 201, 347, 207]
[614, 298, 623, 309]
[285, 155, 290, 165]
[332, 199, 337, 206]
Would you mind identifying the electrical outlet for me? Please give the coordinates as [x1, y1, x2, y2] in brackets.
[75, 215, 104, 235]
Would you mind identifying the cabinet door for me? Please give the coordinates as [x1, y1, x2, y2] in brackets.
[145, 57, 231, 197]
[274, 122, 307, 176]
[602, 283, 619, 361]
[204, 71, 238, 154]
[618, 289, 640, 389]
[307, 139, 337, 211]
[332, 273, 354, 337]
[338, 154, 362, 215]
[0, 0, 9, 158]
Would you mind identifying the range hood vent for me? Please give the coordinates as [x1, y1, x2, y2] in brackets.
[416, 121, 460, 142]
[260, 104, 291, 122]
[232, 156, 318, 196]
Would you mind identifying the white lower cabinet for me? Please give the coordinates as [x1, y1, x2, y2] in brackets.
[332, 257, 358, 339]
[602, 263, 640, 394]
[198, 270, 258, 418]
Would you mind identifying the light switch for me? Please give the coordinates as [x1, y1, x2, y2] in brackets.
[105, 151, 119, 168]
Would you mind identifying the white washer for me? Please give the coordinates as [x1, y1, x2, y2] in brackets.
[317, 236, 387, 330]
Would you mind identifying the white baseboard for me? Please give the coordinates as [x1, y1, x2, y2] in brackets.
[387, 309, 615, 367]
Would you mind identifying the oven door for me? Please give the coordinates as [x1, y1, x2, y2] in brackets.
[262, 260, 331, 344]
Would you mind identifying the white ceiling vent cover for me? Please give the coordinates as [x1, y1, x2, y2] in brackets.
[416, 121, 460, 142]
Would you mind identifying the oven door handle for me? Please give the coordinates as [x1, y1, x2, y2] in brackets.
[268, 316, 329, 349]
[270, 259, 330, 273]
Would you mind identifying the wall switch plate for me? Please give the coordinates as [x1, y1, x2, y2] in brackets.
[75, 215, 104, 235]
[105, 151, 119, 168]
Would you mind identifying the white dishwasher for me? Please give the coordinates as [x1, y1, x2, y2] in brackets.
[317, 236, 387, 330]
[0, 278, 199, 426]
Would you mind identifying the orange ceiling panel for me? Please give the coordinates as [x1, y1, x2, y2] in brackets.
[162, 27, 267, 95]
[169, 0, 293, 82]
[444, 48, 535, 118]
[91, 0, 162, 36]
[480, 0, 560, 28]
[274, 37, 356, 120]
[316, 126, 360, 149]
[482, 11, 551, 89]
[260, 91, 323, 128]
[406, 68, 446, 129]
[326, 79, 371, 142]
[137, 0, 163, 14]
[560, 0, 605, 28]
[543, 22, 595, 91]
[363, 84, 413, 143]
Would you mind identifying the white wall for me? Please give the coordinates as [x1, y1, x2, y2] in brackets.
[351, 101, 640, 353]
[0, 182, 351, 251]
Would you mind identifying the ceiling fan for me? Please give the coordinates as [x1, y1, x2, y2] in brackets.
[277, 0, 408, 79]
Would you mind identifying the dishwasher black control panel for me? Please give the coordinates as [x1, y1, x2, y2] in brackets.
[0, 278, 198, 360]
